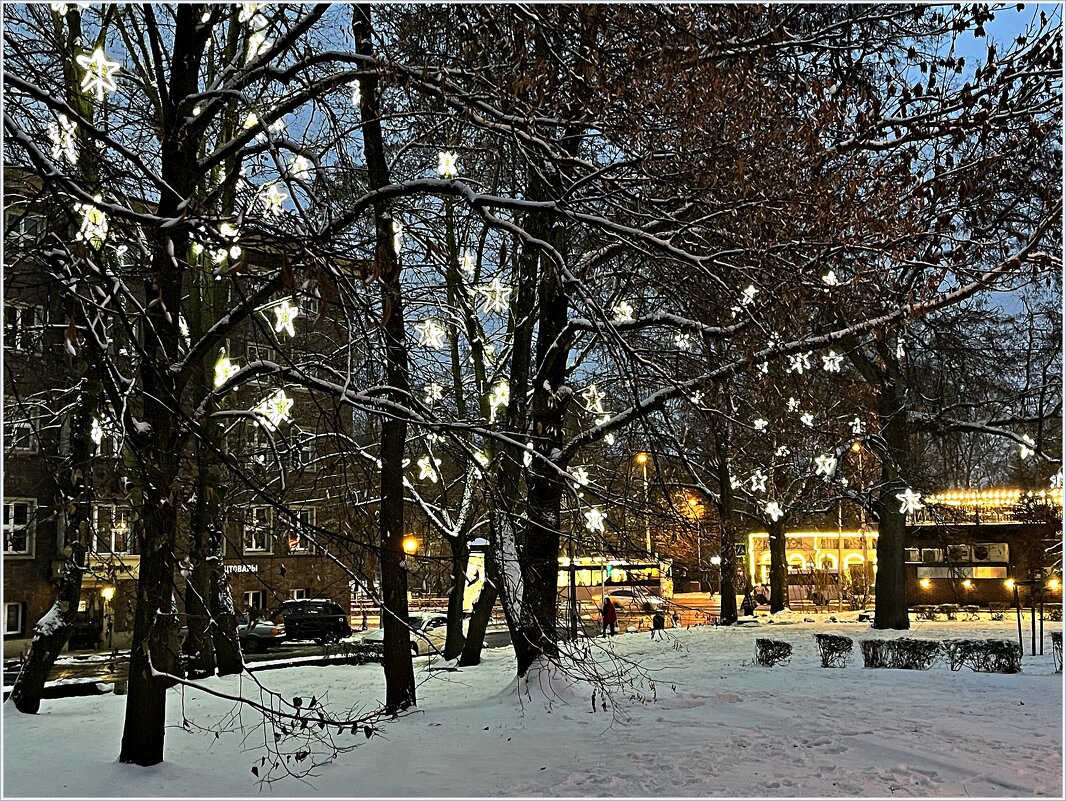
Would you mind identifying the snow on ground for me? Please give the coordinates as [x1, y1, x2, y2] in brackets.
[3, 616, 1062, 798]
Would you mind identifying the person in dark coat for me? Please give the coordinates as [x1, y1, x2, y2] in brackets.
[601, 597, 618, 636]
[651, 611, 666, 640]
[741, 590, 756, 617]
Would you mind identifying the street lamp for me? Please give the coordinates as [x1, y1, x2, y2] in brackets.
[402, 535, 419, 554]
[686, 494, 703, 591]
[635, 452, 651, 554]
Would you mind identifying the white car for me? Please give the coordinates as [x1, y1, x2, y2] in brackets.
[596, 588, 667, 613]
[362, 612, 450, 656]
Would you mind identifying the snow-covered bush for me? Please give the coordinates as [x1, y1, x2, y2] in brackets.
[943, 639, 1022, 674]
[754, 638, 793, 667]
[1052, 631, 1063, 674]
[859, 639, 893, 669]
[891, 638, 942, 670]
[814, 633, 852, 668]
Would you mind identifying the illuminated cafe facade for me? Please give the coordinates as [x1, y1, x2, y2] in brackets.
[744, 487, 1063, 608]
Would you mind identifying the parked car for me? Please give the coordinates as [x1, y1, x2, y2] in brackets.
[595, 588, 667, 613]
[362, 612, 450, 656]
[276, 599, 352, 644]
[237, 619, 287, 653]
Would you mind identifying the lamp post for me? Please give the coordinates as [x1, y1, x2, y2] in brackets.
[686, 494, 703, 591]
[101, 585, 115, 650]
[635, 452, 651, 554]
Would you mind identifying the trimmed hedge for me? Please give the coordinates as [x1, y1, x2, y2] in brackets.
[1051, 631, 1062, 674]
[943, 639, 1022, 674]
[859, 638, 940, 670]
[859, 639, 894, 669]
[754, 638, 793, 667]
[814, 633, 853, 668]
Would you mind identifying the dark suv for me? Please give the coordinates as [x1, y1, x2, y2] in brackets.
[277, 599, 351, 644]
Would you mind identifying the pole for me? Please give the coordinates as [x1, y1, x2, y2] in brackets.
[1013, 584, 1024, 654]
[642, 459, 651, 555]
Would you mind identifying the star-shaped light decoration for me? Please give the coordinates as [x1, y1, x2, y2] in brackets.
[259, 182, 287, 215]
[246, 30, 273, 61]
[758, 362, 769, 374]
[613, 301, 634, 323]
[822, 270, 840, 287]
[675, 331, 691, 350]
[581, 384, 605, 415]
[1050, 471, 1063, 490]
[424, 382, 444, 405]
[90, 417, 104, 446]
[753, 418, 768, 432]
[350, 80, 361, 107]
[256, 390, 293, 431]
[729, 475, 742, 490]
[765, 501, 784, 522]
[50, 3, 69, 15]
[572, 466, 590, 487]
[416, 319, 446, 349]
[214, 352, 239, 388]
[75, 195, 108, 248]
[896, 488, 923, 515]
[523, 443, 534, 467]
[76, 48, 121, 101]
[437, 150, 458, 179]
[417, 455, 442, 483]
[750, 469, 767, 493]
[800, 413, 814, 428]
[288, 155, 312, 182]
[238, 2, 260, 23]
[690, 391, 703, 406]
[788, 352, 812, 374]
[740, 284, 758, 306]
[786, 396, 800, 412]
[1019, 435, 1036, 460]
[50, 114, 78, 165]
[476, 275, 512, 314]
[584, 507, 606, 534]
[814, 454, 838, 477]
[775, 445, 791, 457]
[273, 299, 300, 338]
[488, 380, 509, 422]
[850, 417, 864, 435]
[822, 350, 843, 372]
[392, 220, 404, 256]
[461, 249, 476, 277]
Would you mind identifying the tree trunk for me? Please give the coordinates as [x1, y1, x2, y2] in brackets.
[442, 539, 469, 660]
[873, 379, 911, 630]
[711, 423, 739, 624]
[10, 544, 87, 713]
[354, 4, 415, 713]
[768, 517, 788, 613]
[457, 580, 498, 667]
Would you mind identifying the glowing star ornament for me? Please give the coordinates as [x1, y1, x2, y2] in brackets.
[259, 182, 287, 215]
[437, 151, 458, 178]
[50, 114, 78, 165]
[461, 249, 476, 277]
[214, 353, 239, 388]
[581, 384, 605, 414]
[822, 270, 840, 287]
[786, 397, 800, 412]
[288, 155, 312, 182]
[75, 195, 108, 248]
[822, 351, 843, 372]
[765, 501, 784, 522]
[90, 417, 104, 446]
[800, 413, 814, 428]
[675, 332, 691, 350]
[76, 48, 121, 101]
[595, 414, 616, 445]
[850, 417, 864, 435]
[424, 382, 444, 405]
[273, 299, 300, 338]
[690, 391, 704, 406]
[753, 418, 768, 432]
[757, 362, 769, 374]
[750, 470, 768, 493]
[247, 30, 273, 61]
[417, 455, 442, 483]
[788, 352, 813, 374]
[896, 488, 923, 515]
[572, 466, 590, 487]
[1050, 471, 1063, 490]
[256, 390, 293, 431]
[584, 507, 606, 534]
[613, 301, 634, 323]
[814, 454, 838, 477]
[740, 284, 759, 307]
[775, 445, 791, 457]
[476, 275, 512, 314]
[729, 475, 742, 490]
[416, 319, 446, 349]
[487, 381, 509, 422]
[1019, 435, 1036, 460]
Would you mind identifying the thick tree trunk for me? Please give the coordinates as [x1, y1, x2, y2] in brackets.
[513, 475, 563, 676]
[10, 544, 87, 713]
[354, 4, 415, 713]
[768, 517, 788, 613]
[457, 581, 498, 667]
[873, 380, 911, 630]
[711, 424, 739, 625]
[442, 539, 469, 660]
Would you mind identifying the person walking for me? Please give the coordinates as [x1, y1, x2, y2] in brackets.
[741, 590, 756, 617]
[671, 610, 681, 630]
[601, 597, 618, 637]
[651, 611, 666, 640]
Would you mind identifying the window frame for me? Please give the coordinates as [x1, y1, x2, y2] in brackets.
[283, 507, 315, 554]
[4, 302, 45, 353]
[92, 504, 134, 555]
[243, 590, 267, 611]
[243, 506, 272, 553]
[3, 499, 36, 556]
[3, 398, 40, 453]
[4, 602, 25, 636]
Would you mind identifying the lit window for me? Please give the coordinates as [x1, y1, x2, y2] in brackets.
[243, 590, 267, 611]
[3, 500, 35, 555]
[285, 508, 315, 553]
[92, 505, 133, 554]
[243, 506, 271, 552]
[292, 588, 311, 600]
[4, 602, 25, 635]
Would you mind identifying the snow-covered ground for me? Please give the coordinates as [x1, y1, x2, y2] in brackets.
[3, 615, 1062, 798]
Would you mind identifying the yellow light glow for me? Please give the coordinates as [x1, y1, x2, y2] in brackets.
[850, 441, 862, 453]
[1004, 578, 1015, 590]
[635, 452, 649, 465]
[100, 586, 115, 601]
[402, 535, 418, 554]
[1048, 578, 1061, 591]
[961, 579, 973, 589]
[919, 578, 931, 590]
